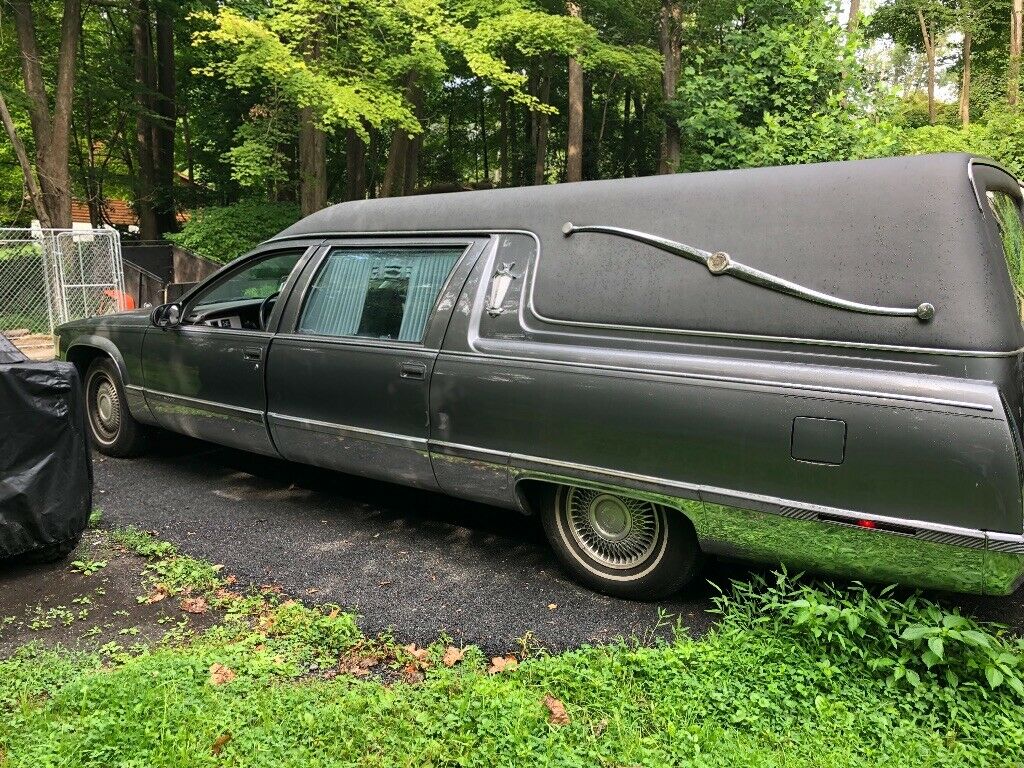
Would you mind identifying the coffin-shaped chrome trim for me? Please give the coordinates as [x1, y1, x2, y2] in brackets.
[562, 222, 936, 321]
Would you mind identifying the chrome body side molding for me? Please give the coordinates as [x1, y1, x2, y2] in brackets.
[562, 222, 936, 321]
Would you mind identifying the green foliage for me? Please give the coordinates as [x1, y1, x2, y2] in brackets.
[109, 526, 222, 595]
[165, 201, 301, 264]
[717, 573, 1024, 699]
[676, 0, 885, 170]
[2, 565, 1023, 766]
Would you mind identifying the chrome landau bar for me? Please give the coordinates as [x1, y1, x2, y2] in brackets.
[562, 222, 936, 322]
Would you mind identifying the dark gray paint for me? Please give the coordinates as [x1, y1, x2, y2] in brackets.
[56, 153, 1024, 593]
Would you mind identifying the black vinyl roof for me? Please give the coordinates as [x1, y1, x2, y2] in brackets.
[278, 154, 1024, 352]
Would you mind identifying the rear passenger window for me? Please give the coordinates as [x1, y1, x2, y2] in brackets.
[297, 247, 464, 342]
[988, 191, 1024, 317]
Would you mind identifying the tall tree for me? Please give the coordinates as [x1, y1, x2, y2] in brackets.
[3, 0, 82, 228]
[658, 0, 683, 173]
[917, 7, 938, 123]
[153, 0, 177, 235]
[1012, 0, 1023, 105]
[566, 1, 585, 182]
[131, 0, 159, 238]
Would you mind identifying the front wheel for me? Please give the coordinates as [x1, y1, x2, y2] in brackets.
[85, 357, 148, 457]
[541, 485, 702, 600]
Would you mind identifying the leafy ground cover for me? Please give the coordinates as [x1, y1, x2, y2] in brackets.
[2, 527, 1023, 767]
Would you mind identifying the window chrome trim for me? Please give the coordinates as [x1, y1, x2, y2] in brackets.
[268, 229, 1024, 358]
[289, 240, 475, 345]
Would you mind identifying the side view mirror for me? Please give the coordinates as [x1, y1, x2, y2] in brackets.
[150, 302, 182, 328]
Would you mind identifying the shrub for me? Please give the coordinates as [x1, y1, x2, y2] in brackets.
[166, 201, 301, 264]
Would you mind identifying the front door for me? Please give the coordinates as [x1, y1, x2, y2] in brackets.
[142, 246, 313, 454]
[266, 239, 483, 489]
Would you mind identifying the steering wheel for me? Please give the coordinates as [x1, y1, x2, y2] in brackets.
[259, 290, 281, 330]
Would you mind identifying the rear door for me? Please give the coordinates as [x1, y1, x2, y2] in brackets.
[266, 237, 486, 490]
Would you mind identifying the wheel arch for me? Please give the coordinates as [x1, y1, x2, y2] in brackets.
[65, 336, 128, 383]
[513, 475, 703, 538]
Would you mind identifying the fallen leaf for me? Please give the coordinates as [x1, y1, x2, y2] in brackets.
[547, 603, 558, 611]
[488, 655, 519, 675]
[209, 663, 236, 686]
[442, 646, 465, 668]
[145, 586, 169, 604]
[403, 643, 430, 666]
[211, 731, 232, 755]
[402, 663, 425, 683]
[593, 718, 609, 737]
[224, 575, 238, 586]
[212, 564, 225, 572]
[180, 596, 208, 614]
[339, 650, 379, 677]
[213, 588, 237, 602]
[544, 694, 570, 726]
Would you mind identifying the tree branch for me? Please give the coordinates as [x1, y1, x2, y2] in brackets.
[0, 88, 51, 228]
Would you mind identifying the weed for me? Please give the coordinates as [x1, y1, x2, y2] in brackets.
[69, 559, 107, 576]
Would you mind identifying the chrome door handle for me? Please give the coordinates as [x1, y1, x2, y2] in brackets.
[399, 362, 426, 380]
[242, 347, 262, 361]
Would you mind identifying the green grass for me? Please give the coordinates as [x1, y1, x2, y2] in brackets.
[1, 541, 1023, 767]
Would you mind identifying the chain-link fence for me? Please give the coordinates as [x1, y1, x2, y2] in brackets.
[0, 228, 126, 358]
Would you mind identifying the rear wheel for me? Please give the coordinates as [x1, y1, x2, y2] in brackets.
[85, 357, 148, 457]
[541, 484, 702, 600]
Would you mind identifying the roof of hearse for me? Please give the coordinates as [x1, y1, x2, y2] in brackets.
[276, 154, 1024, 352]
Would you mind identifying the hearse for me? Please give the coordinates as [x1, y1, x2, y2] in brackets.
[57, 153, 1024, 599]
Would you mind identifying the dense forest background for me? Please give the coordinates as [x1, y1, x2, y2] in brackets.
[2, 0, 1023, 259]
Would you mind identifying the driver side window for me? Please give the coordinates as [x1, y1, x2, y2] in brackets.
[190, 251, 303, 311]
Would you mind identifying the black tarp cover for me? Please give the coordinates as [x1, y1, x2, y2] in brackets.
[0, 334, 91, 558]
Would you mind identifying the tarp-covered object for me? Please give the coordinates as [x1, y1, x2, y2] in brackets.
[0, 334, 91, 559]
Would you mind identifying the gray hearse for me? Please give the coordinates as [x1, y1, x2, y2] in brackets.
[57, 153, 1024, 599]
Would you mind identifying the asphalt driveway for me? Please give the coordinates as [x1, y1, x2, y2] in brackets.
[88, 432, 1024, 654]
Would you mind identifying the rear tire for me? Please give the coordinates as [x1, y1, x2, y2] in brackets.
[85, 357, 148, 457]
[540, 484, 702, 600]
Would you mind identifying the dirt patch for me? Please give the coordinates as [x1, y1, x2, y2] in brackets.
[0, 530, 221, 657]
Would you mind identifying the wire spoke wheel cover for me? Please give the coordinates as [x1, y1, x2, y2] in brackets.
[565, 488, 661, 570]
[88, 372, 121, 444]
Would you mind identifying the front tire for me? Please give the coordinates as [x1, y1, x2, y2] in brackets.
[85, 357, 148, 457]
[541, 485, 702, 600]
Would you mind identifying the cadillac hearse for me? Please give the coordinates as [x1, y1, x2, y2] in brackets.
[57, 153, 1024, 599]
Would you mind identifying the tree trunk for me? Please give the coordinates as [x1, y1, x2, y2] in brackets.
[10, 0, 81, 229]
[479, 83, 490, 182]
[182, 108, 194, 184]
[298, 108, 327, 215]
[847, 0, 860, 34]
[153, 0, 176, 235]
[566, 1, 584, 183]
[498, 91, 509, 186]
[404, 133, 421, 195]
[533, 69, 551, 186]
[345, 128, 367, 201]
[1012, 0, 1023, 106]
[622, 84, 632, 177]
[0, 89, 51, 228]
[132, 0, 159, 238]
[381, 72, 419, 198]
[918, 10, 936, 124]
[960, 30, 972, 126]
[658, 0, 682, 174]
[633, 92, 648, 176]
